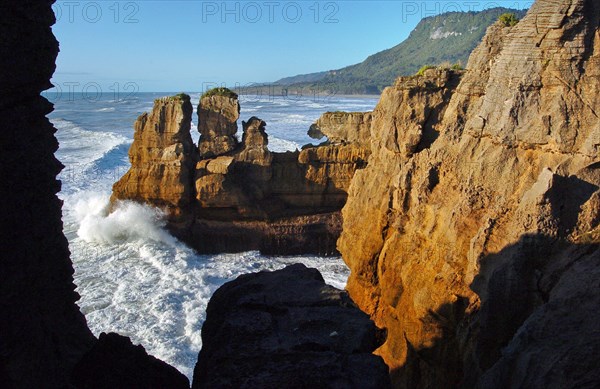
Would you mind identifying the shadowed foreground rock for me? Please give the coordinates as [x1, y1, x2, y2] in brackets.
[1, 1, 95, 387]
[72, 333, 189, 389]
[1, 2, 191, 388]
[192, 264, 391, 389]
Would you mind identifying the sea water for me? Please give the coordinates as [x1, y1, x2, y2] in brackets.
[48, 91, 378, 379]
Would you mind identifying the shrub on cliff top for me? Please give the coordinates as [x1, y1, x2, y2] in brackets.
[499, 13, 519, 27]
[201, 87, 238, 99]
[416, 65, 435, 76]
[172, 93, 190, 101]
[154, 93, 190, 104]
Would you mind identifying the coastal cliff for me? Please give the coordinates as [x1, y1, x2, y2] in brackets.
[12, 0, 599, 387]
[338, 1, 600, 387]
[112, 92, 370, 255]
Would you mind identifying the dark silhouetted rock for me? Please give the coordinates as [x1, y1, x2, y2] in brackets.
[72, 332, 189, 389]
[192, 264, 391, 389]
[0, 1, 95, 387]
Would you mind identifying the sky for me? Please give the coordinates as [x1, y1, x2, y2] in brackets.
[50, 0, 533, 92]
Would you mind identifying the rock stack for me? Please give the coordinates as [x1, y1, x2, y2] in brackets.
[111, 94, 196, 215]
[197, 89, 240, 158]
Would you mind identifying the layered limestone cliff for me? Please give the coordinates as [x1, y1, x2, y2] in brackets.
[309, 111, 372, 146]
[111, 94, 196, 216]
[113, 93, 370, 255]
[338, 1, 600, 388]
[198, 91, 240, 157]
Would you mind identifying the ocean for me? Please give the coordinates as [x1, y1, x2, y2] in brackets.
[47, 91, 379, 379]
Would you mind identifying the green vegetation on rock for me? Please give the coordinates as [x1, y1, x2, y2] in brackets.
[416, 65, 435, 76]
[201, 87, 238, 99]
[172, 93, 190, 101]
[499, 13, 520, 27]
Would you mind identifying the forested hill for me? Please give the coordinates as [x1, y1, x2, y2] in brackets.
[274, 7, 527, 94]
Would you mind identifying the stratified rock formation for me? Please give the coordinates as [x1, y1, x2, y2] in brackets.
[114, 92, 370, 255]
[338, 1, 600, 388]
[309, 111, 372, 145]
[72, 333, 190, 389]
[197, 89, 240, 157]
[111, 94, 196, 215]
[192, 264, 391, 389]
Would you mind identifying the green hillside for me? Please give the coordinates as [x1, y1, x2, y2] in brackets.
[275, 8, 527, 94]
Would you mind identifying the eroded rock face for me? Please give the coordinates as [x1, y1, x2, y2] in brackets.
[72, 333, 189, 389]
[309, 111, 372, 145]
[192, 264, 391, 389]
[111, 94, 196, 215]
[198, 93, 240, 157]
[338, 1, 600, 388]
[113, 91, 370, 254]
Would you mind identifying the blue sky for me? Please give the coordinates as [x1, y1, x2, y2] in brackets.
[51, 1, 533, 92]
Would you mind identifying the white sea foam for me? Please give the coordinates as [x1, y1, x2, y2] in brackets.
[75, 194, 177, 246]
[67, 193, 349, 380]
[53, 118, 128, 166]
[268, 136, 300, 152]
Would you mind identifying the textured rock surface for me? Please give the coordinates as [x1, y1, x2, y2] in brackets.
[115, 93, 369, 254]
[309, 111, 372, 146]
[192, 264, 391, 389]
[183, 213, 342, 255]
[0, 1, 95, 387]
[111, 94, 196, 215]
[72, 333, 189, 389]
[197, 93, 240, 157]
[338, 1, 600, 388]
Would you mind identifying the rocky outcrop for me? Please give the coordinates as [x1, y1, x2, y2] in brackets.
[197, 91, 240, 158]
[111, 94, 196, 215]
[192, 264, 391, 389]
[72, 333, 189, 389]
[115, 92, 370, 254]
[309, 111, 372, 146]
[0, 1, 95, 387]
[338, 1, 600, 388]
